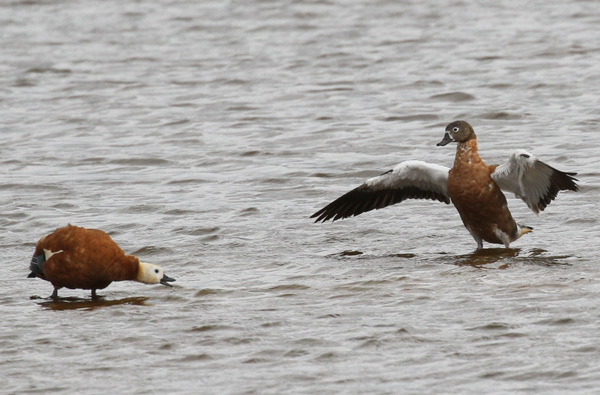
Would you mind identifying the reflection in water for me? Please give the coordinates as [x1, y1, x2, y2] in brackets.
[32, 296, 151, 311]
[452, 248, 520, 268]
[444, 248, 572, 268]
[332, 248, 573, 269]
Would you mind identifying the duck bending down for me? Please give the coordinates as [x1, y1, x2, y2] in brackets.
[28, 224, 175, 299]
[311, 121, 579, 250]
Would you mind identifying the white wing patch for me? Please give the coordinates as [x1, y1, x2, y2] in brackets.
[43, 249, 64, 260]
[492, 150, 578, 214]
[312, 160, 451, 222]
[365, 160, 450, 194]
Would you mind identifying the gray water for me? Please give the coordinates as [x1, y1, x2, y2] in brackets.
[1, 0, 599, 393]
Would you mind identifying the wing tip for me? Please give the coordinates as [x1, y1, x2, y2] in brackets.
[532, 168, 579, 213]
[552, 168, 579, 192]
[310, 211, 329, 223]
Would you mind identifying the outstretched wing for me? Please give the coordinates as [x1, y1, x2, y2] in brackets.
[491, 149, 579, 214]
[311, 160, 450, 222]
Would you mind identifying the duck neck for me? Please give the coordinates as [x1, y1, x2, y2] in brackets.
[111, 255, 140, 282]
[454, 137, 482, 165]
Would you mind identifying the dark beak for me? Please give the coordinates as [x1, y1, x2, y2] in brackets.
[160, 274, 176, 287]
[437, 133, 454, 146]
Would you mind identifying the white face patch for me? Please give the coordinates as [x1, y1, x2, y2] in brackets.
[137, 262, 164, 284]
[449, 127, 460, 140]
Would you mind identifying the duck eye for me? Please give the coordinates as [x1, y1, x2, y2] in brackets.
[155, 269, 159, 274]
[452, 127, 459, 132]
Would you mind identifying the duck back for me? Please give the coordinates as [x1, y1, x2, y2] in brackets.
[36, 225, 139, 291]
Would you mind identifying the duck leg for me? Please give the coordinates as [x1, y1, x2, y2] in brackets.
[472, 234, 484, 250]
[91, 289, 97, 299]
[51, 288, 58, 299]
[466, 227, 484, 250]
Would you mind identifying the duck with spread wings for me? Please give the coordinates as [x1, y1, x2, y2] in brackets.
[311, 121, 579, 250]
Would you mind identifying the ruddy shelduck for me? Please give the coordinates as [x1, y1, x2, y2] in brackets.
[28, 224, 175, 298]
[312, 121, 579, 250]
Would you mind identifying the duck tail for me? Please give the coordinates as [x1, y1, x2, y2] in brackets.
[28, 252, 46, 279]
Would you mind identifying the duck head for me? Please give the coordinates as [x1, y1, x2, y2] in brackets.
[137, 262, 176, 286]
[437, 121, 476, 146]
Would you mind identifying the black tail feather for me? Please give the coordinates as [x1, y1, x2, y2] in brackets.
[28, 252, 46, 279]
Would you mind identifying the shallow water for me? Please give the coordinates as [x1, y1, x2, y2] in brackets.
[1, 0, 599, 393]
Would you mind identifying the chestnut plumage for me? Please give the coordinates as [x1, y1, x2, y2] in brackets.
[312, 121, 578, 250]
[28, 224, 175, 299]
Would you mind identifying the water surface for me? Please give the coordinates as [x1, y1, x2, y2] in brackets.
[1, 0, 599, 393]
